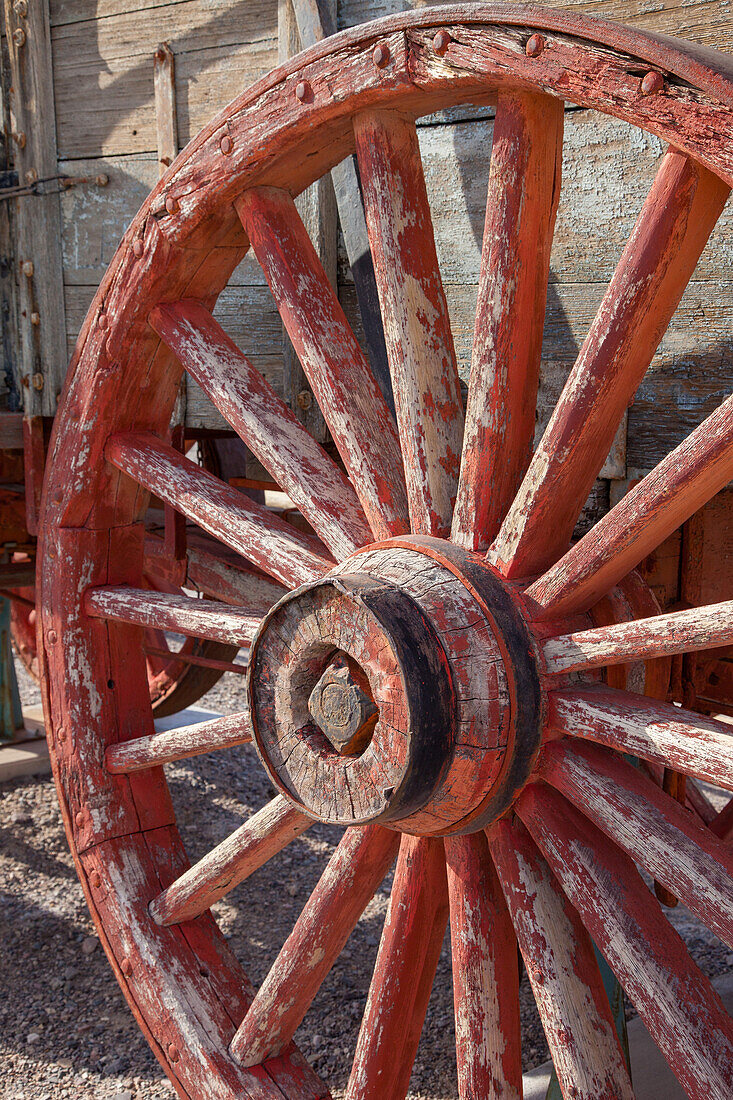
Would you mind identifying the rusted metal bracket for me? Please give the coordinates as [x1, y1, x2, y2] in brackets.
[0, 171, 109, 201]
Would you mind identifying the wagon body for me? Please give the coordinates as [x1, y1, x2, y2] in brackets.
[1, 0, 732, 711]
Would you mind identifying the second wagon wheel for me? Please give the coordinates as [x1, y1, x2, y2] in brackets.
[38, 6, 733, 1098]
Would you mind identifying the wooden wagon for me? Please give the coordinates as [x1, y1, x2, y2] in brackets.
[4, 0, 733, 1095]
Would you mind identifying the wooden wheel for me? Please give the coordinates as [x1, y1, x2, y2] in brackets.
[39, 7, 733, 1097]
[10, 550, 239, 716]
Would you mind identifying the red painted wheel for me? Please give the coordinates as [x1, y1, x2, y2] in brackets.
[40, 7, 733, 1098]
[9, 547, 239, 716]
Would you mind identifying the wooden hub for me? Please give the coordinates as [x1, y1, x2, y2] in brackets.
[248, 536, 543, 832]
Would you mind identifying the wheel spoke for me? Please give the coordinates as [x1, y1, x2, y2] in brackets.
[445, 833, 522, 1100]
[105, 711, 252, 774]
[354, 110, 464, 537]
[452, 92, 563, 551]
[346, 835, 448, 1100]
[85, 586, 260, 647]
[236, 186, 409, 540]
[527, 389, 733, 617]
[230, 825, 399, 1066]
[149, 796, 312, 926]
[543, 599, 733, 673]
[549, 684, 733, 789]
[538, 739, 733, 950]
[144, 531, 288, 612]
[492, 152, 730, 578]
[150, 300, 373, 558]
[107, 431, 333, 588]
[487, 816, 633, 1099]
[517, 782, 733, 1100]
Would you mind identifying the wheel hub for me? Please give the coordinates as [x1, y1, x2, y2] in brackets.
[247, 536, 544, 833]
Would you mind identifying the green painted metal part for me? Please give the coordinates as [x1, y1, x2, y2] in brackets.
[0, 596, 23, 741]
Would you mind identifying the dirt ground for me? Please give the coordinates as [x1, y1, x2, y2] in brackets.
[2, 663, 732, 1100]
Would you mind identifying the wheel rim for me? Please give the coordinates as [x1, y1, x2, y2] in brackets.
[40, 7, 733, 1098]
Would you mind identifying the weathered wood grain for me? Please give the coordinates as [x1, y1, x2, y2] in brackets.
[543, 599, 733, 673]
[238, 185, 409, 540]
[538, 739, 733, 950]
[105, 431, 333, 587]
[518, 782, 733, 1100]
[51, 0, 277, 157]
[492, 151, 730, 579]
[151, 299, 372, 557]
[231, 824, 399, 1066]
[153, 42, 178, 173]
[548, 684, 733, 791]
[346, 834, 449, 1100]
[105, 709, 252, 773]
[3, 0, 68, 414]
[452, 90, 562, 551]
[79, 830, 329, 1100]
[85, 585, 261, 646]
[529, 389, 733, 618]
[149, 794, 312, 926]
[445, 832, 522, 1100]
[355, 109, 464, 536]
[488, 815, 633, 1100]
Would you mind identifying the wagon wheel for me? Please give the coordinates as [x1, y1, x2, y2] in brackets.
[10, 557, 239, 714]
[10, 445, 243, 713]
[39, 7, 733, 1098]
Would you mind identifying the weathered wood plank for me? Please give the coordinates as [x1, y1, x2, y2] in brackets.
[105, 709, 252, 772]
[452, 91, 562, 551]
[543, 599, 733, 673]
[85, 585, 261, 646]
[151, 299, 373, 557]
[149, 795, 312, 925]
[355, 109, 464, 537]
[445, 832, 522, 1100]
[105, 431, 334, 587]
[538, 738, 733, 950]
[153, 41, 178, 173]
[548, 684, 733, 791]
[53, 16, 277, 157]
[488, 814, 633, 1100]
[518, 782, 733, 1100]
[231, 825, 399, 1066]
[3, 0, 68, 414]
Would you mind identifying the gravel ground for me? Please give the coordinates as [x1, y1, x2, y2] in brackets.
[2, 661, 733, 1099]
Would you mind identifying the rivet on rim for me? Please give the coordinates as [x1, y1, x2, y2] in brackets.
[168, 1044, 181, 1063]
[75, 811, 84, 827]
[165, 195, 179, 215]
[373, 43, 390, 68]
[132, 239, 144, 258]
[641, 70, 665, 96]
[47, 628, 58, 643]
[525, 34, 545, 57]
[295, 80, 310, 102]
[220, 134, 233, 155]
[433, 29, 450, 55]
[121, 958, 133, 977]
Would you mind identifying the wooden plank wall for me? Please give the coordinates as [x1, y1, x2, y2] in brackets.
[337, 0, 733, 526]
[49, 0, 279, 429]
[8, 0, 731, 497]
